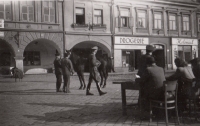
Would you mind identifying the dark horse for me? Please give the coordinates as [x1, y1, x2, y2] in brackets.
[70, 52, 87, 90]
[97, 55, 108, 88]
[70, 51, 109, 89]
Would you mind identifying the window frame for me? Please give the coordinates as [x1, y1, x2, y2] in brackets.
[153, 11, 163, 30]
[168, 13, 177, 31]
[93, 9, 103, 25]
[136, 9, 147, 29]
[75, 7, 85, 25]
[0, 1, 12, 21]
[42, 0, 56, 23]
[20, 1, 35, 22]
[182, 14, 190, 31]
[118, 7, 132, 28]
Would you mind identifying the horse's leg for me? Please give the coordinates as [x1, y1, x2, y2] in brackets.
[102, 69, 108, 88]
[99, 71, 103, 87]
[77, 73, 83, 89]
[80, 72, 86, 90]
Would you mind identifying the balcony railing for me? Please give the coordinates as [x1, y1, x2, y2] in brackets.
[71, 23, 89, 28]
[71, 23, 106, 30]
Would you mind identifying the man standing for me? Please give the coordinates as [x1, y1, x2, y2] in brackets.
[61, 51, 75, 93]
[53, 50, 62, 92]
[86, 46, 107, 96]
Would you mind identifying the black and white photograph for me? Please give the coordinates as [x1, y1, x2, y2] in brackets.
[0, 0, 200, 125]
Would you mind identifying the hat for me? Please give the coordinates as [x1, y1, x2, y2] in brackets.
[146, 45, 155, 52]
[91, 46, 98, 50]
[55, 50, 60, 56]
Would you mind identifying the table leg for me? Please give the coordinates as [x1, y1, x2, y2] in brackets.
[121, 85, 127, 115]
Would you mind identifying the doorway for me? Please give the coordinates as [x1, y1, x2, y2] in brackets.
[152, 45, 165, 68]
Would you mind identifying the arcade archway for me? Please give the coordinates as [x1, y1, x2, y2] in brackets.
[23, 38, 61, 74]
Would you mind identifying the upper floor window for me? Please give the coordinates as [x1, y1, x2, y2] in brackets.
[137, 10, 146, 28]
[0, 1, 11, 21]
[43, 1, 55, 23]
[153, 12, 162, 29]
[120, 8, 130, 27]
[182, 15, 190, 31]
[76, 8, 85, 25]
[169, 15, 176, 30]
[94, 9, 102, 25]
[21, 1, 34, 22]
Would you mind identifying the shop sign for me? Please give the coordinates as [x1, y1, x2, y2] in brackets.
[172, 38, 198, 45]
[115, 36, 149, 45]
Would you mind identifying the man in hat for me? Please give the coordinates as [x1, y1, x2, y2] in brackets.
[136, 45, 155, 108]
[61, 50, 75, 93]
[86, 46, 107, 96]
[54, 50, 62, 92]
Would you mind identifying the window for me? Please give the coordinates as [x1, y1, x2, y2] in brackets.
[94, 9, 102, 25]
[120, 9, 129, 27]
[0, 1, 11, 20]
[137, 11, 146, 28]
[21, 1, 34, 22]
[76, 8, 85, 25]
[178, 46, 192, 63]
[154, 13, 162, 29]
[169, 15, 176, 30]
[43, 1, 55, 23]
[182, 15, 190, 31]
[24, 51, 41, 66]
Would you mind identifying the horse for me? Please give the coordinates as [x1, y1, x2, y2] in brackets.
[70, 51, 87, 90]
[97, 55, 108, 88]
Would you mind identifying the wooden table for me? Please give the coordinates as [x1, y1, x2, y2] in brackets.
[113, 79, 140, 115]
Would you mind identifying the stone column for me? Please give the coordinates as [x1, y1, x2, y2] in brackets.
[14, 56, 24, 73]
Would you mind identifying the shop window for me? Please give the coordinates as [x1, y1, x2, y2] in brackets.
[0, 1, 12, 21]
[169, 15, 176, 30]
[94, 9, 102, 25]
[182, 15, 190, 31]
[178, 46, 192, 63]
[0, 52, 11, 66]
[21, 1, 34, 22]
[76, 8, 85, 25]
[153, 12, 162, 29]
[24, 51, 41, 66]
[43, 1, 55, 23]
[137, 10, 146, 28]
[120, 8, 130, 28]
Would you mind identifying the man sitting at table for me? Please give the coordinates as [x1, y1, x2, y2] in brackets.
[140, 57, 166, 111]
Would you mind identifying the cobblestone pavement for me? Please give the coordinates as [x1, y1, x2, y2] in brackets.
[0, 73, 200, 126]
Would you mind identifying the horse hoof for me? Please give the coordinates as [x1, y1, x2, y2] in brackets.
[79, 86, 82, 90]
[102, 85, 106, 88]
[82, 86, 86, 90]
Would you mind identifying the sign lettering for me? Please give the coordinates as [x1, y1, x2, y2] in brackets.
[172, 38, 198, 45]
[115, 36, 149, 45]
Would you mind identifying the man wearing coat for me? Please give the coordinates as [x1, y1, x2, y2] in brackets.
[86, 46, 107, 96]
[61, 51, 75, 93]
[140, 57, 166, 111]
[53, 50, 62, 92]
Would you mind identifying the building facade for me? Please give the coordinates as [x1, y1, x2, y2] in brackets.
[0, 0, 200, 74]
[113, 0, 200, 72]
[0, 0, 64, 74]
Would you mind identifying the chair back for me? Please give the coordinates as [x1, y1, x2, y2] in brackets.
[163, 80, 177, 92]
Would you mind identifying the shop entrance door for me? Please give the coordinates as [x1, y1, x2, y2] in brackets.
[152, 45, 165, 68]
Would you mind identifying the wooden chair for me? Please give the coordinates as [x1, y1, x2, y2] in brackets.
[150, 80, 180, 126]
[185, 80, 200, 120]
